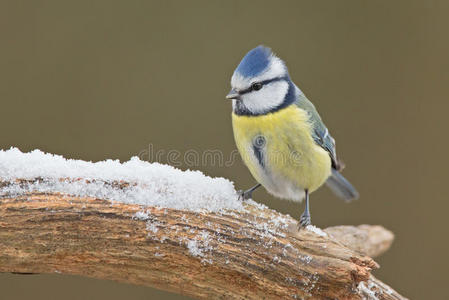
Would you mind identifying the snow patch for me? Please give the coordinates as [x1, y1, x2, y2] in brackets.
[187, 240, 204, 257]
[146, 222, 159, 233]
[299, 255, 313, 264]
[357, 281, 380, 300]
[306, 225, 327, 237]
[0, 148, 242, 212]
[134, 211, 150, 220]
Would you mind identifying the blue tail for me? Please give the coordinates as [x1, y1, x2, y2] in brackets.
[325, 169, 359, 202]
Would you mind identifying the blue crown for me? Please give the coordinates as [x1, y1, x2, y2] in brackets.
[235, 46, 273, 78]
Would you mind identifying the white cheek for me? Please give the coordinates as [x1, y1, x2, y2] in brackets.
[242, 81, 289, 114]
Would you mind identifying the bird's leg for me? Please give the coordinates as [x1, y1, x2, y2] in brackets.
[299, 189, 311, 228]
[238, 183, 261, 201]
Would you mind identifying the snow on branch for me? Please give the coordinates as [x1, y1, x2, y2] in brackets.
[0, 148, 407, 299]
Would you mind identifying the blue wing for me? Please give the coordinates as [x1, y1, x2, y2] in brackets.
[294, 88, 358, 200]
[294, 91, 342, 170]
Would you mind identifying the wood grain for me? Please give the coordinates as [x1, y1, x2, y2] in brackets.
[0, 179, 407, 299]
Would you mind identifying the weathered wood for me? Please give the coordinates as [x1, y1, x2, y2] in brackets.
[0, 179, 407, 299]
[324, 225, 394, 258]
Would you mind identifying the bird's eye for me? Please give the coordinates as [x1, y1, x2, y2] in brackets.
[251, 82, 263, 91]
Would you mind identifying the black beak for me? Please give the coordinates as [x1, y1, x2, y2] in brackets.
[226, 88, 240, 100]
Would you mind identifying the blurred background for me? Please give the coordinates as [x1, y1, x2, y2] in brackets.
[1, 1, 448, 299]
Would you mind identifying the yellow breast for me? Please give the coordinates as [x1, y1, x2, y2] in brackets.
[232, 105, 331, 198]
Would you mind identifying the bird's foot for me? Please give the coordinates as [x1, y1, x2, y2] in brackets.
[299, 213, 311, 228]
[237, 189, 253, 201]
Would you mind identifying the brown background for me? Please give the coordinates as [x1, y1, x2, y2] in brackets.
[1, 1, 448, 299]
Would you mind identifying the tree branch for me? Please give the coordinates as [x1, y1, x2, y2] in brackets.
[0, 179, 406, 299]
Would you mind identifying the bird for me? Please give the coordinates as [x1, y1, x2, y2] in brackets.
[226, 45, 359, 228]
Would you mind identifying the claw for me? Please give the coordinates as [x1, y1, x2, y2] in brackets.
[237, 189, 252, 201]
[299, 189, 311, 229]
[237, 183, 261, 201]
[299, 213, 311, 228]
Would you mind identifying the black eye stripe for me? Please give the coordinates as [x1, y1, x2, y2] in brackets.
[238, 76, 288, 95]
[252, 82, 263, 91]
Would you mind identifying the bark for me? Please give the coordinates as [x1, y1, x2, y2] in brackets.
[0, 179, 407, 299]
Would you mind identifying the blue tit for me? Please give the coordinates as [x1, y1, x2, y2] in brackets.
[226, 45, 359, 227]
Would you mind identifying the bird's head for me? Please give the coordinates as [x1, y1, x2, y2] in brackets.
[227, 46, 295, 115]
